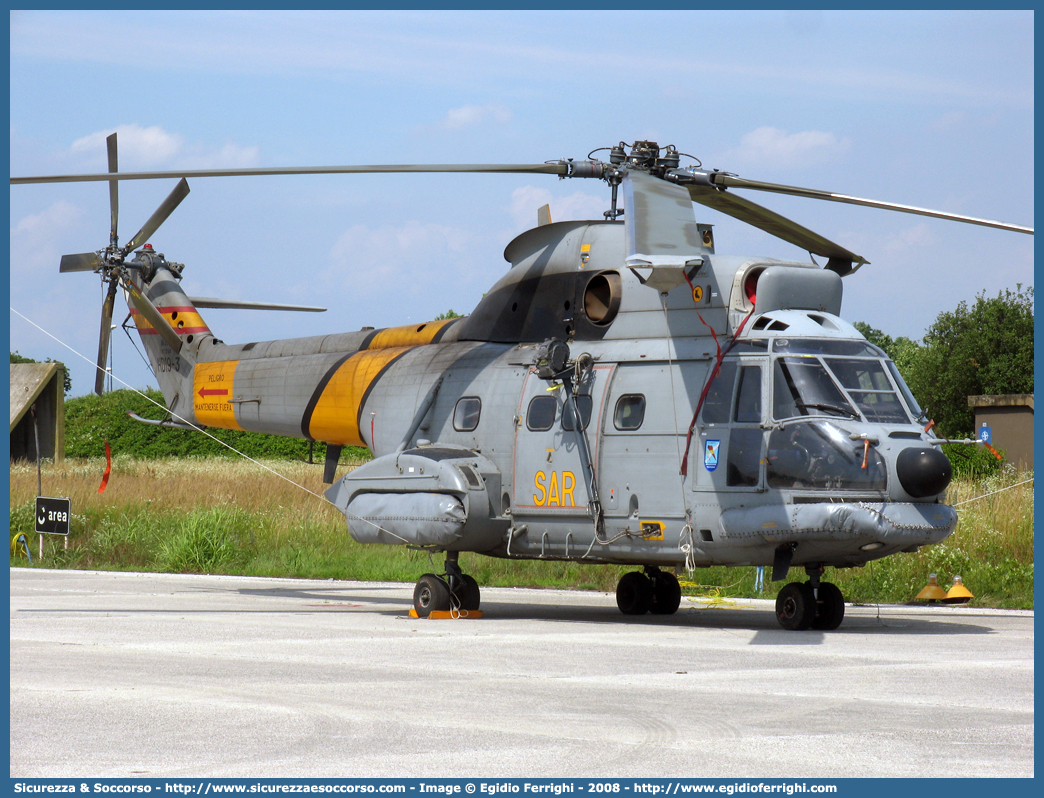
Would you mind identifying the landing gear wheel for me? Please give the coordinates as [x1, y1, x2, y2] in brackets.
[811, 581, 845, 630]
[648, 570, 682, 615]
[414, 574, 451, 617]
[617, 571, 653, 615]
[775, 581, 816, 630]
[451, 574, 481, 612]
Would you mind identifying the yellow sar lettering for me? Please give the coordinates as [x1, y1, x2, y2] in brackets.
[533, 470, 577, 507]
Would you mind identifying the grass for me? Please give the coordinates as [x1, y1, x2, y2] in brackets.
[9, 457, 1034, 608]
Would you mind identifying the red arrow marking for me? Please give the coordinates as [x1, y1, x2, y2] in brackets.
[198, 387, 229, 398]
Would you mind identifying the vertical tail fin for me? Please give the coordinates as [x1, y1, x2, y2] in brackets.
[129, 262, 209, 425]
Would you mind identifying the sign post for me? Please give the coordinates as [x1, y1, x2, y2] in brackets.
[35, 496, 71, 559]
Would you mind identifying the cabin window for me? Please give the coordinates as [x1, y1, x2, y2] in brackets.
[526, 395, 557, 431]
[453, 397, 482, 431]
[613, 394, 646, 430]
[562, 394, 593, 431]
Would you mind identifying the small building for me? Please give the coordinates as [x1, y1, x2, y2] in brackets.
[967, 394, 1034, 470]
[10, 363, 65, 462]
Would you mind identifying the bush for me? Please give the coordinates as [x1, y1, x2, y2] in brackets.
[64, 389, 369, 462]
[943, 442, 1004, 479]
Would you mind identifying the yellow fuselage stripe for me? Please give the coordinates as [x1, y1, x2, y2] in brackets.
[307, 347, 411, 446]
[366, 318, 455, 350]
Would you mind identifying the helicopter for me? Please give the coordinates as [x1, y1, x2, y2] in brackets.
[11, 136, 1033, 631]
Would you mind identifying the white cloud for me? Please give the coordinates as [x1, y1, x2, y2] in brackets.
[880, 221, 939, 257]
[71, 124, 184, 168]
[10, 200, 90, 278]
[429, 104, 512, 131]
[179, 142, 261, 170]
[730, 127, 851, 171]
[13, 200, 84, 239]
[508, 186, 607, 232]
[68, 125, 261, 171]
[325, 221, 476, 294]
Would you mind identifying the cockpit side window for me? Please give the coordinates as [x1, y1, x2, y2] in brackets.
[727, 365, 763, 487]
[701, 361, 737, 424]
[887, 360, 924, 420]
[734, 365, 762, 423]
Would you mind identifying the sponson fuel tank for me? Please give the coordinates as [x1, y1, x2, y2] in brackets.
[324, 444, 508, 553]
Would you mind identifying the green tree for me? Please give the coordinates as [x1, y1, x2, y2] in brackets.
[905, 286, 1034, 437]
[852, 322, 923, 382]
[434, 309, 462, 320]
[11, 350, 72, 394]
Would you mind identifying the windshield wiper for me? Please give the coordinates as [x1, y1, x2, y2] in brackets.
[797, 401, 861, 419]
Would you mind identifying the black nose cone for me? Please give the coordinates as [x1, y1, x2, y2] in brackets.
[896, 447, 953, 498]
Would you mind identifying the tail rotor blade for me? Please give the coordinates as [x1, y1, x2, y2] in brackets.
[60, 252, 103, 273]
[107, 133, 119, 247]
[126, 280, 183, 354]
[95, 280, 119, 395]
[123, 178, 190, 254]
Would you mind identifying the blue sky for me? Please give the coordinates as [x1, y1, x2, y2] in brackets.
[9, 10, 1034, 397]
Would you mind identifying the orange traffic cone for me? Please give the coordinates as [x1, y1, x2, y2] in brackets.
[943, 575, 974, 604]
[915, 573, 948, 602]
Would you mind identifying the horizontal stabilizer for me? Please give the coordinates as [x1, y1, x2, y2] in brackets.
[127, 412, 199, 431]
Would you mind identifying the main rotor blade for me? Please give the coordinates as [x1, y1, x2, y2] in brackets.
[95, 280, 119, 395]
[107, 133, 119, 247]
[713, 174, 1034, 235]
[11, 163, 568, 184]
[122, 178, 190, 254]
[60, 252, 103, 273]
[687, 184, 868, 267]
[125, 281, 184, 354]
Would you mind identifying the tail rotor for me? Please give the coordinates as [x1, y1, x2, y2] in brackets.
[58, 132, 189, 394]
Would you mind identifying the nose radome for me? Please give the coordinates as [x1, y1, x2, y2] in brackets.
[896, 447, 953, 498]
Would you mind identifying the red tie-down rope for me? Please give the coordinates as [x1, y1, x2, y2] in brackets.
[98, 440, 111, 493]
[680, 272, 755, 476]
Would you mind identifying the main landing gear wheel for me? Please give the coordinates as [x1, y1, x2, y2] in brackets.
[616, 571, 653, 615]
[450, 573, 481, 612]
[775, 581, 817, 630]
[811, 581, 845, 630]
[413, 574, 451, 617]
[648, 569, 682, 615]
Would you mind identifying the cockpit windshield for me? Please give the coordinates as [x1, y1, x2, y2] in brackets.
[821, 357, 911, 423]
[772, 345, 914, 424]
[773, 357, 861, 420]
